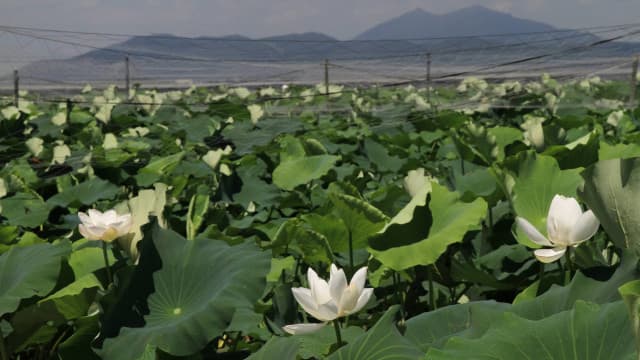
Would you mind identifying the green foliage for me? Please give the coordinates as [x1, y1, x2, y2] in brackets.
[510, 152, 584, 247]
[273, 154, 340, 191]
[580, 157, 640, 256]
[0, 242, 70, 316]
[328, 307, 423, 360]
[369, 182, 487, 271]
[1, 78, 639, 358]
[427, 301, 635, 359]
[99, 226, 270, 359]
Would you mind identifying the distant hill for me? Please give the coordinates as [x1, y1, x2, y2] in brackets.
[356, 6, 556, 40]
[9, 6, 640, 87]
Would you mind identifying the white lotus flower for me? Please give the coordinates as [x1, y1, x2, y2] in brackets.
[516, 195, 600, 263]
[403, 168, 430, 198]
[283, 264, 373, 335]
[78, 209, 133, 243]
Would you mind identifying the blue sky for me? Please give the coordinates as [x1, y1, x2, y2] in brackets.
[1, 0, 639, 39]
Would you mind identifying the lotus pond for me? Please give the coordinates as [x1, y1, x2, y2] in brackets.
[1, 76, 640, 359]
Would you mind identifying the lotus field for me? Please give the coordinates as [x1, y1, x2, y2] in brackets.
[2, 75, 640, 359]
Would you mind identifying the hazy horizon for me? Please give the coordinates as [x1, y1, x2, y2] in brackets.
[1, 0, 639, 86]
[1, 0, 639, 40]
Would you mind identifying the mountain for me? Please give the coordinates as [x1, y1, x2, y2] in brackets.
[355, 6, 556, 40]
[8, 6, 640, 87]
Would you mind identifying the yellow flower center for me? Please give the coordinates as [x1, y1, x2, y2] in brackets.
[101, 227, 119, 242]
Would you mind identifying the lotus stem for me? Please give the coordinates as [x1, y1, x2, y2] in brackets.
[393, 272, 405, 321]
[333, 320, 344, 348]
[565, 247, 575, 284]
[488, 207, 493, 229]
[102, 241, 113, 286]
[0, 334, 8, 360]
[428, 266, 437, 310]
[231, 332, 242, 352]
[348, 230, 354, 275]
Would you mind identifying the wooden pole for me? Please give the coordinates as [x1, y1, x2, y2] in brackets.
[125, 56, 131, 97]
[66, 99, 73, 122]
[426, 53, 432, 104]
[324, 59, 329, 96]
[630, 55, 639, 108]
[13, 70, 19, 107]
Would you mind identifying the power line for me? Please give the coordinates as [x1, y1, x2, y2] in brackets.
[0, 22, 638, 43]
[2, 23, 636, 65]
[4, 27, 638, 104]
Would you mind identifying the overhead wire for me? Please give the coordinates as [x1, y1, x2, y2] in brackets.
[1, 22, 638, 42]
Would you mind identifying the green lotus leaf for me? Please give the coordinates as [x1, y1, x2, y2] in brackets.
[7, 274, 99, 353]
[273, 155, 340, 191]
[427, 301, 635, 359]
[0, 242, 71, 316]
[99, 226, 270, 359]
[542, 130, 599, 169]
[328, 192, 388, 250]
[328, 306, 423, 359]
[68, 242, 117, 278]
[233, 155, 280, 208]
[405, 301, 510, 353]
[47, 177, 120, 207]
[579, 157, 640, 255]
[0, 193, 51, 228]
[512, 252, 638, 319]
[135, 151, 186, 186]
[369, 182, 487, 271]
[619, 279, 640, 355]
[364, 138, 404, 173]
[246, 337, 300, 360]
[57, 315, 101, 360]
[510, 153, 583, 248]
[599, 142, 640, 161]
[406, 253, 637, 353]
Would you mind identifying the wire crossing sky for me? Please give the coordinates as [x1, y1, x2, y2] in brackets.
[1, 0, 640, 40]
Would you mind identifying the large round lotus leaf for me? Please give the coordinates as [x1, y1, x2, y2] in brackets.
[619, 279, 640, 355]
[405, 254, 637, 354]
[0, 192, 51, 228]
[579, 158, 640, 256]
[426, 301, 635, 360]
[328, 306, 423, 359]
[246, 337, 300, 360]
[510, 153, 583, 248]
[329, 192, 388, 249]
[46, 177, 120, 207]
[511, 252, 638, 319]
[369, 182, 487, 271]
[273, 155, 340, 191]
[405, 301, 510, 353]
[0, 242, 70, 316]
[99, 228, 270, 359]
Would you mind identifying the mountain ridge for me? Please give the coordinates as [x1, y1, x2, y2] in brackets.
[8, 6, 640, 85]
[355, 6, 557, 40]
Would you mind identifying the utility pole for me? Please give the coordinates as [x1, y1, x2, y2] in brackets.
[125, 56, 131, 97]
[426, 53, 432, 105]
[66, 98, 73, 123]
[324, 59, 329, 96]
[13, 70, 19, 107]
[630, 55, 639, 108]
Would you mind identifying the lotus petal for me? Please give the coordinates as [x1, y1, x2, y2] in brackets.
[283, 323, 327, 335]
[547, 195, 582, 245]
[516, 217, 552, 247]
[569, 210, 600, 245]
[534, 247, 567, 263]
